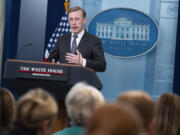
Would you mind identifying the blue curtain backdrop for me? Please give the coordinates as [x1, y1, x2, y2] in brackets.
[1, 0, 21, 89]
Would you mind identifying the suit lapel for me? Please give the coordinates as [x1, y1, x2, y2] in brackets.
[65, 33, 71, 53]
[77, 31, 88, 50]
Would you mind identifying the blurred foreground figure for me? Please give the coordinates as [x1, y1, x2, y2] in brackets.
[0, 88, 16, 133]
[153, 93, 180, 135]
[4, 88, 58, 135]
[85, 103, 146, 135]
[116, 90, 155, 135]
[54, 82, 105, 135]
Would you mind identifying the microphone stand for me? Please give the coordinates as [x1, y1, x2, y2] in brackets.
[15, 43, 32, 59]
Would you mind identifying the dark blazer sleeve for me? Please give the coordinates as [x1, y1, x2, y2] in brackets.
[46, 33, 71, 63]
[81, 33, 106, 72]
[46, 43, 60, 62]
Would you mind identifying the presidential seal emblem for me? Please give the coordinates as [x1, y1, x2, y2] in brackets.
[88, 8, 159, 58]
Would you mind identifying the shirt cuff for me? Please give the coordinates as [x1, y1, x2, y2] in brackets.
[82, 58, 86, 67]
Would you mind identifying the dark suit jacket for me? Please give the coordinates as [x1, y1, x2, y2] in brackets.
[47, 31, 106, 72]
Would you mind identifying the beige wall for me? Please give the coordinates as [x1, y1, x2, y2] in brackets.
[0, 0, 5, 84]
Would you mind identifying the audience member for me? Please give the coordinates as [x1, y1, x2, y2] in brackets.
[153, 93, 180, 135]
[116, 90, 155, 135]
[0, 88, 16, 133]
[53, 82, 105, 135]
[85, 103, 146, 135]
[4, 88, 58, 135]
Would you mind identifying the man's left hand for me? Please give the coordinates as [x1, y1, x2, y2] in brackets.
[65, 50, 83, 65]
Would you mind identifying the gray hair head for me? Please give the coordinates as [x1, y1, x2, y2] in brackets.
[65, 82, 105, 126]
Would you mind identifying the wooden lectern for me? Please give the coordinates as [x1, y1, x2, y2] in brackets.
[4, 59, 102, 132]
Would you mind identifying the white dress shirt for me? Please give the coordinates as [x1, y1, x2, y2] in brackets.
[71, 29, 86, 67]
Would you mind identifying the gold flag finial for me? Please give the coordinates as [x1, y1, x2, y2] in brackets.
[64, 0, 69, 12]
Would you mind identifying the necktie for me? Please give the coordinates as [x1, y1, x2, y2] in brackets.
[71, 35, 78, 54]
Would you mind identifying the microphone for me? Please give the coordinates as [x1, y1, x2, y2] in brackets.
[15, 43, 32, 59]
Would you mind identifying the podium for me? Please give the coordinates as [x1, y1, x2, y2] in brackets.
[4, 59, 103, 132]
[4, 59, 102, 99]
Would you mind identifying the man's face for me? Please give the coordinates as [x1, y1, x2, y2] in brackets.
[68, 10, 86, 35]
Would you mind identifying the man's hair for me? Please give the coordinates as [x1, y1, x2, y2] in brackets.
[65, 82, 105, 126]
[85, 103, 145, 135]
[68, 6, 86, 17]
[16, 88, 58, 131]
[116, 90, 155, 129]
[0, 87, 16, 131]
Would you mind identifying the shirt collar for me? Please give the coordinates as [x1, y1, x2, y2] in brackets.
[72, 28, 85, 39]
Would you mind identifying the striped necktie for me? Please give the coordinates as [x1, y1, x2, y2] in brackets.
[71, 35, 78, 54]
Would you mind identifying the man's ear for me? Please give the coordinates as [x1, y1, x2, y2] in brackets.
[83, 17, 86, 24]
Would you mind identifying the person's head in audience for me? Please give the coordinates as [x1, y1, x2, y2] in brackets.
[153, 93, 180, 135]
[15, 88, 58, 135]
[0, 87, 16, 132]
[85, 103, 146, 135]
[116, 90, 155, 135]
[66, 82, 105, 126]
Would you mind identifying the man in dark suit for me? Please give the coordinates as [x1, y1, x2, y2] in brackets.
[47, 6, 106, 72]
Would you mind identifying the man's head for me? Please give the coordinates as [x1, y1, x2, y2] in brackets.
[68, 6, 86, 35]
[116, 90, 155, 130]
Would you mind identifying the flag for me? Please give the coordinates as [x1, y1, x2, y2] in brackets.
[44, 0, 71, 61]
